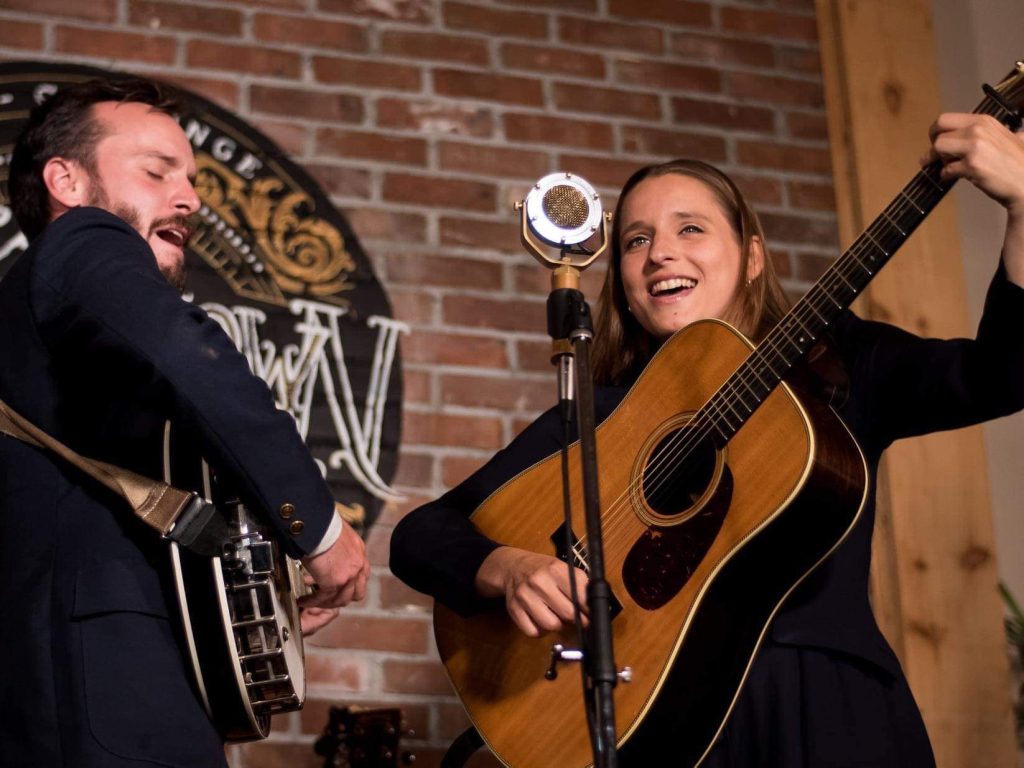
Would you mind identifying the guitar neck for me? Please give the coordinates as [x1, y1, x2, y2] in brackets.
[699, 64, 1024, 444]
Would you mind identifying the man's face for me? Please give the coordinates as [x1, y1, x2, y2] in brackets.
[83, 101, 200, 290]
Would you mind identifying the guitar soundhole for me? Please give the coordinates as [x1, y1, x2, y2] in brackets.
[642, 428, 717, 519]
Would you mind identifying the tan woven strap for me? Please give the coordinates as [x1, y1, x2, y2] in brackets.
[0, 398, 194, 535]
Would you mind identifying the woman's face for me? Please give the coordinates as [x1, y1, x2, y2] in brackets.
[618, 173, 759, 340]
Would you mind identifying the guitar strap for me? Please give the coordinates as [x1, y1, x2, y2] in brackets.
[0, 397, 225, 555]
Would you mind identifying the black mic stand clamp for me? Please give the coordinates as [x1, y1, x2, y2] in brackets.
[515, 172, 625, 768]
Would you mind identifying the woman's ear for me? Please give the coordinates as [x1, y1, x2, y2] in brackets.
[747, 235, 765, 282]
[41, 157, 90, 213]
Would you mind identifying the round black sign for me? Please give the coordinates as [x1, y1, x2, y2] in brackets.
[0, 61, 404, 531]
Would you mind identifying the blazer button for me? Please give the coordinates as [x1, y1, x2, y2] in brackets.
[279, 503, 295, 519]
[290, 520, 305, 535]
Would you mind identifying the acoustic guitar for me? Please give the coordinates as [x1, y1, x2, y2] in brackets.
[433, 63, 1024, 767]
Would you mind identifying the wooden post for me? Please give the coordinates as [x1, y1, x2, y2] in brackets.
[815, 1, 1017, 765]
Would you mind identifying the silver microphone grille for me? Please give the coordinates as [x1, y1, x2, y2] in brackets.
[523, 172, 602, 247]
[542, 184, 590, 230]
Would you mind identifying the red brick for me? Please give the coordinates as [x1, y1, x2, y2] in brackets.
[314, 55, 421, 91]
[443, 1, 547, 39]
[737, 140, 832, 175]
[721, 7, 820, 42]
[727, 72, 824, 108]
[435, 69, 544, 107]
[778, 45, 822, 74]
[516, 338, 554, 372]
[253, 13, 368, 51]
[514, 263, 607, 300]
[187, 40, 301, 78]
[128, 1, 242, 35]
[671, 32, 774, 67]
[158, 75, 238, 110]
[317, 129, 427, 166]
[788, 181, 836, 212]
[440, 216, 522, 255]
[553, 83, 661, 120]
[759, 212, 838, 248]
[299, 697, 430, 740]
[346, 207, 428, 245]
[730, 173, 785, 207]
[319, 0, 434, 22]
[615, 59, 720, 94]
[553, 154, 642, 191]
[404, 369, 432, 405]
[0, 19, 44, 49]
[501, 42, 605, 79]
[504, 112, 613, 151]
[402, 331, 509, 368]
[366, 523, 391, 567]
[403, 411, 504, 450]
[393, 450, 434, 487]
[377, 98, 495, 138]
[609, 0, 711, 26]
[786, 111, 830, 142]
[215, 0, 306, 7]
[385, 286, 436, 326]
[308, 615, 430, 653]
[382, 659, 453, 695]
[251, 85, 364, 122]
[383, 173, 497, 212]
[380, 572, 435, 610]
[437, 700, 474, 740]
[619, 127, 727, 162]
[441, 374, 552, 412]
[793, 251, 835, 282]
[1, 0, 115, 21]
[232, 742, 320, 768]
[557, 17, 663, 54]
[439, 140, 549, 180]
[441, 455, 487, 488]
[388, 491, 437, 523]
[305, 652, 368, 692]
[496, 0, 594, 8]
[670, 96, 774, 133]
[55, 26, 176, 64]
[389, 252, 504, 290]
[250, 118, 307, 156]
[306, 164, 372, 199]
[381, 30, 489, 65]
[443, 295, 545, 333]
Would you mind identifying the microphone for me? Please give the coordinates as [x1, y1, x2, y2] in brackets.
[520, 172, 604, 250]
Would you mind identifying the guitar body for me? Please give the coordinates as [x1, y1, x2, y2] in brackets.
[434, 320, 868, 767]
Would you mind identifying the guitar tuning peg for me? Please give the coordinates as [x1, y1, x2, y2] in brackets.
[401, 752, 416, 765]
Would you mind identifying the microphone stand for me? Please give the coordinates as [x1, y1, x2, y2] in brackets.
[516, 182, 622, 767]
[546, 263, 620, 768]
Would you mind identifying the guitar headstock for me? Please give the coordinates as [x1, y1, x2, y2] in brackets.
[314, 706, 415, 768]
[983, 61, 1024, 130]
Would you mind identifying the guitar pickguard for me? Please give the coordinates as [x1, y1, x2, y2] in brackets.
[623, 467, 733, 609]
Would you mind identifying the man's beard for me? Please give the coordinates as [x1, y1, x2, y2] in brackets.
[86, 180, 189, 292]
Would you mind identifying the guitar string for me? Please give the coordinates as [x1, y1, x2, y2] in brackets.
[571, 93, 1014, 558]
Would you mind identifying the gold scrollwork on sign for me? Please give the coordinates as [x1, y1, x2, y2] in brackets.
[194, 155, 356, 305]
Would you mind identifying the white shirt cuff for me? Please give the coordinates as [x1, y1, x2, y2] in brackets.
[308, 509, 343, 557]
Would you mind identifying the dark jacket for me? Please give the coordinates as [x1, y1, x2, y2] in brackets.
[0, 207, 334, 767]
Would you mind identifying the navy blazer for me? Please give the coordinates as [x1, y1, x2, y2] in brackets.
[0, 208, 335, 767]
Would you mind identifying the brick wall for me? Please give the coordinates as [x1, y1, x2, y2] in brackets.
[0, 1, 837, 765]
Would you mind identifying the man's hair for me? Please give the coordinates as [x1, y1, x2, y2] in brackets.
[7, 77, 181, 240]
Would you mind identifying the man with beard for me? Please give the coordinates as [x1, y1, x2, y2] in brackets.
[0, 79, 369, 767]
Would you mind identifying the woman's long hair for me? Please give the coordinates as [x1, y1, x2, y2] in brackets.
[591, 159, 791, 386]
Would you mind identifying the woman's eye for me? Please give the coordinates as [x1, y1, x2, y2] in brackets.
[680, 224, 703, 234]
[624, 235, 649, 250]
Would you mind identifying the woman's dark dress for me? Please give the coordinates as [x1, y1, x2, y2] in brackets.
[391, 268, 1024, 767]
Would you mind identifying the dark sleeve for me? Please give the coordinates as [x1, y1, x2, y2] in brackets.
[29, 208, 334, 558]
[837, 264, 1024, 447]
[390, 405, 569, 616]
